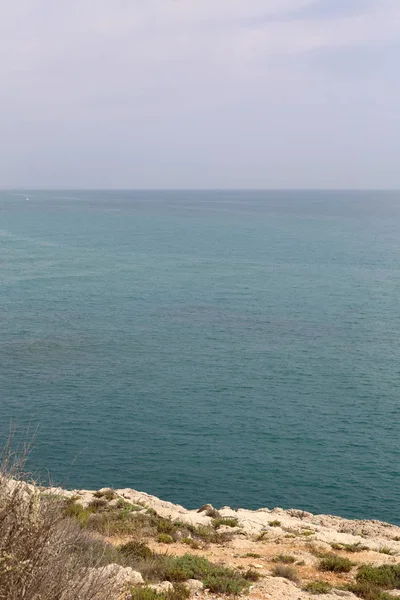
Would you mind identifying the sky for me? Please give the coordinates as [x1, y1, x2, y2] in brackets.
[1, 0, 399, 189]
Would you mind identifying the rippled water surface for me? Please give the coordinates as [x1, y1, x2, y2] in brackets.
[1, 190, 399, 523]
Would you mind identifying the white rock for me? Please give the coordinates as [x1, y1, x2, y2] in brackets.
[186, 579, 204, 594]
[148, 582, 174, 593]
[99, 564, 144, 586]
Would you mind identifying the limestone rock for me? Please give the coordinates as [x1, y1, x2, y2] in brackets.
[148, 581, 174, 593]
[98, 564, 144, 587]
[186, 579, 204, 594]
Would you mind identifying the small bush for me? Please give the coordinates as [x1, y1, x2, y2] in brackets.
[379, 547, 395, 556]
[269, 520, 281, 527]
[244, 552, 261, 558]
[356, 564, 400, 589]
[332, 542, 368, 553]
[243, 568, 260, 582]
[211, 517, 239, 529]
[272, 554, 296, 564]
[185, 524, 233, 545]
[93, 489, 116, 501]
[63, 501, 92, 526]
[156, 518, 177, 536]
[204, 574, 247, 595]
[119, 541, 153, 560]
[129, 583, 190, 600]
[303, 581, 332, 594]
[88, 498, 108, 512]
[272, 565, 299, 583]
[84, 510, 139, 536]
[344, 542, 368, 553]
[347, 581, 396, 600]
[197, 505, 221, 519]
[158, 534, 174, 544]
[164, 554, 250, 594]
[319, 554, 353, 573]
[135, 555, 173, 583]
[331, 542, 342, 551]
[181, 538, 200, 550]
[115, 498, 141, 511]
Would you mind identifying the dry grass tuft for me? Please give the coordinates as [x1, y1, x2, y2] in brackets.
[0, 440, 119, 600]
[271, 564, 300, 583]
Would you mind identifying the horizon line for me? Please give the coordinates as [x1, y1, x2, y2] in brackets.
[2, 187, 400, 193]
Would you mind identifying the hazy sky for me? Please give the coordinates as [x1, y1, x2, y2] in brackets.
[1, 0, 399, 189]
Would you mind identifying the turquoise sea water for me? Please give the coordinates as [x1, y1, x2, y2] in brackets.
[1, 190, 399, 523]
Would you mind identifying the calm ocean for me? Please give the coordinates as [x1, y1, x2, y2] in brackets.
[1, 190, 399, 523]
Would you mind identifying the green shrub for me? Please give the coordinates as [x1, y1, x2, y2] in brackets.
[116, 498, 142, 511]
[331, 542, 342, 551]
[347, 581, 397, 600]
[303, 581, 332, 594]
[332, 542, 368, 553]
[244, 552, 261, 558]
[129, 583, 190, 600]
[119, 541, 153, 560]
[243, 568, 260, 582]
[63, 501, 92, 526]
[356, 564, 400, 589]
[166, 554, 220, 580]
[211, 517, 239, 529]
[203, 574, 247, 595]
[269, 520, 281, 527]
[185, 523, 234, 545]
[84, 510, 139, 536]
[319, 554, 353, 573]
[344, 542, 368, 552]
[272, 554, 296, 564]
[379, 547, 396, 556]
[164, 554, 250, 594]
[158, 534, 174, 544]
[93, 488, 116, 501]
[156, 518, 177, 536]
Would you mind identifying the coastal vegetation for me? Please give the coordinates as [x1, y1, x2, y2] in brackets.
[302, 580, 332, 594]
[318, 553, 354, 573]
[1, 442, 400, 599]
[0, 447, 256, 598]
[271, 554, 296, 564]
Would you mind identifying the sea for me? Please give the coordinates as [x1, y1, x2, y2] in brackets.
[1, 190, 399, 524]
